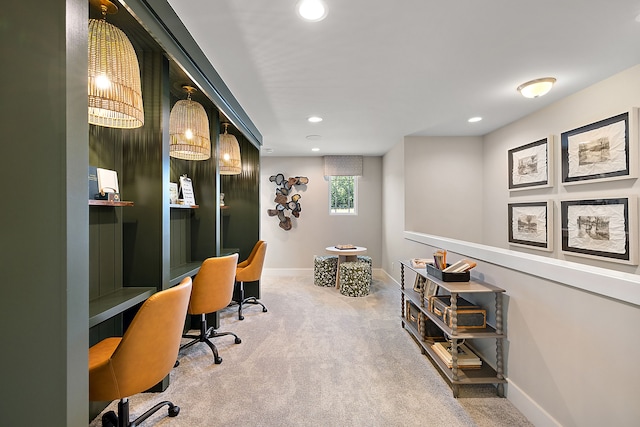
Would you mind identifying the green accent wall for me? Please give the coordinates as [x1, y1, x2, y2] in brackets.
[2, 1, 260, 424]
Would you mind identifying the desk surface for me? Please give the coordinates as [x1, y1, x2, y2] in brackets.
[325, 246, 367, 256]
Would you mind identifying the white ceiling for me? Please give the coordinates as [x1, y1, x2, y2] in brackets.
[166, 0, 640, 157]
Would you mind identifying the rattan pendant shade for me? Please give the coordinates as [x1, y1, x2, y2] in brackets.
[169, 87, 211, 160]
[219, 123, 242, 175]
[88, 6, 144, 129]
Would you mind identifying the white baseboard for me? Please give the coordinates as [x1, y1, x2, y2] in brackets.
[263, 268, 313, 277]
[507, 379, 561, 427]
[263, 267, 387, 277]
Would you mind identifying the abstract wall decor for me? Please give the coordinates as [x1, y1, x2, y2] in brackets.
[267, 173, 309, 230]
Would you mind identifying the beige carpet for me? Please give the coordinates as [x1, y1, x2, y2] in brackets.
[90, 272, 533, 426]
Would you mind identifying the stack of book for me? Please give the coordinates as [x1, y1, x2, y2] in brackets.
[442, 259, 477, 273]
[410, 258, 433, 268]
[431, 342, 482, 369]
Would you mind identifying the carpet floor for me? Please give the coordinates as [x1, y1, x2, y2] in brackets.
[89, 272, 533, 426]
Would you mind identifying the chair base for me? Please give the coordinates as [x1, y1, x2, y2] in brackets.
[101, 397, 179, 427]
[238, 297, 268, 321]
[180, 315, 241, 364]
[235, 280, 268, 320]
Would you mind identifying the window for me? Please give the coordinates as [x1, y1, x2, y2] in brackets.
[329, 175, 357, 215]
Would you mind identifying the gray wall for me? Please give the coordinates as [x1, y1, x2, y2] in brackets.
[484, 64, 640, 274]
[404, 136, 484, 243]
[383, 64, 640, 426]
[0, 0, 89, 425]
[260, 156, 383, 270]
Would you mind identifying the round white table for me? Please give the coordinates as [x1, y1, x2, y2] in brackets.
[325, 246, 367, 288]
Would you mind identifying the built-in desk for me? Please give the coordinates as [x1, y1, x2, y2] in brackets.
[170, 262, 202, 287]
[89, 287, 156, 328]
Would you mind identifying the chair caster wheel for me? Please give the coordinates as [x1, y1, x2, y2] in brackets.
[174, 360, 180, 368]
[215, 356, 223, 364]
[262, 308, 268, 312]
[102, 410, 118, 427]
[239, 315, 244, 320]
[168, 405, 180, 417]
[235, 337, 242, 344]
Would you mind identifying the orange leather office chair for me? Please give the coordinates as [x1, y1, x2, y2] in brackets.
[180, 253, 241, 364]
[89, 278, 192, 427]
[235, 240, 268, 320]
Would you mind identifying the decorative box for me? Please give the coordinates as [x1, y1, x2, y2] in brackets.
[426, 263, 470, 282]
[406, 300, 445, 340]
[428, 295, 486, 329]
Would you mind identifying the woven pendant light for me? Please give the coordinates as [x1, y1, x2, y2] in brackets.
[169, 86, 211, 160]
[219, 123, 242, 175]
[88, 0, 144, 129]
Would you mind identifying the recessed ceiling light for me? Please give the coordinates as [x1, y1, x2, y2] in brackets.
[307, 116, 323, 123]
[297, 0, 328, 22]
[311, 147, 320, 152]
[306, 135, 322, 140]
[468, 117, 482, 123]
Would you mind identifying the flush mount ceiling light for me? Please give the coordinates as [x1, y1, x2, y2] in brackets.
[307, 116, 323, 123]
[468, 117, 482, 123]
[219, 123, 242, 175]
[297, 0, 328, 22]
[517, 77, 557, 98]
[169, 86, 211, 160]
[88, 0, 144, 128]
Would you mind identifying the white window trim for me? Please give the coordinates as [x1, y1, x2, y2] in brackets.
[328, 175, 358, 215]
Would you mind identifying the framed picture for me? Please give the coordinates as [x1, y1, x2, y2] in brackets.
[561, 196, 637, 264]
[508, 136, 554, 190]
[508, 201, 553, 251]
[413, 275, 438, 297]
[561, 110, 638, 184]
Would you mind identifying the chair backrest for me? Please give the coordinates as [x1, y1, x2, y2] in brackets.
[188, 253, 239, 315]
[236, 241, 267, 283]
[107, 277, 192, 397]
[238, 240, 264, 268]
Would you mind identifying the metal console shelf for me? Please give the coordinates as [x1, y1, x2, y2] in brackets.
[399, 260, 506, 397]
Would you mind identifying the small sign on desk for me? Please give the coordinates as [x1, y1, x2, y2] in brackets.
[179, 175, 196, 205]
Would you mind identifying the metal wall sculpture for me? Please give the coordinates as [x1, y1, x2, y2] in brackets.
[267, 173, 309, 230]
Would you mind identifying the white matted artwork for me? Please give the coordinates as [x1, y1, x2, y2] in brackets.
[508, 136, 554, 190]
[561, 109, 638, 184]
[561, 196, 637, 265]
[508, 201, 553, 251]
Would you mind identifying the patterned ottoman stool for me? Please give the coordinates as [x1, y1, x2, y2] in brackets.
[357, 256, 372, 287]
[314, 255, 338, 287]
[339, 261, 371, 297]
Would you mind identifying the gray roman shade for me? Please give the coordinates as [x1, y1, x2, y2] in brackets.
[323, 156, 363, 177]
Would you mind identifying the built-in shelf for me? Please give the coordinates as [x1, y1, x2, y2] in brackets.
[89, 287, 156, 328]
[169, 204, 199, 209]
[89, 200, 134, 207]
[170, 262, 202, 286]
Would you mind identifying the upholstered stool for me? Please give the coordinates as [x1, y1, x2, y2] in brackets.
[338, 261, 371, 297]
[314, 255, 338, 287]
[357, 255, 372, 268]
[357, 256, 372, 284]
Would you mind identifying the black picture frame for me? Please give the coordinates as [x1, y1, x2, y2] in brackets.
[508, 137, 553, 190]
[508, 201, 553, 251]
[561, 112, 633, 184]
[561, 197, 637, 264]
